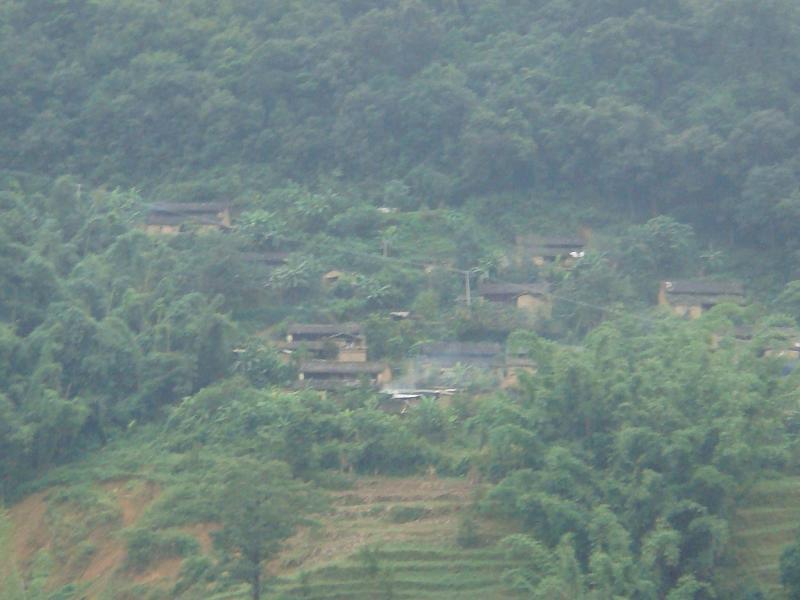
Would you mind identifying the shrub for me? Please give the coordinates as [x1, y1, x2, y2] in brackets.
[311, 470, 356, 491]
[387, 505, 430, 523]
[124, 528, 200, 572]
[456, 515, 482, 548]
[173, 555, 216, 596]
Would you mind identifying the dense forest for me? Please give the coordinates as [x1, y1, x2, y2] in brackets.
[4, 0, 800, 253]
[3, 1, 800, 599]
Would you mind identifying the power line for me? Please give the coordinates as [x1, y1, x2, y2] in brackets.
[135, 202, 676, 327]
[545, 290, 660, 326]
[332, 246, 470, 274]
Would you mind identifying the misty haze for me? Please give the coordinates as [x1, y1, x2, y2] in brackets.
[2, 1, 800, 599]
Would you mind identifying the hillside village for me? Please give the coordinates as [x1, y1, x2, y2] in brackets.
[6, 1, 800, 599]
[4, 185, 800, 600]
[141, 201, 800, 400]
[1, 193, 795, 599]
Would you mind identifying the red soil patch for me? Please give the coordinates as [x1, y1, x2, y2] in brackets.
[7, 480, 216, 599]
[183, 522, 219, 554]
[79, 533, 126, 584]
[9, 491, 51, 567]
[132, 556, 184, 585]
[77, 480, 162, 588]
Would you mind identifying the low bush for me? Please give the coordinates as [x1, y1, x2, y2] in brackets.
[387, 505, 430, 523]
[456, 515, 482, 548]
[124, 528, 200, 572]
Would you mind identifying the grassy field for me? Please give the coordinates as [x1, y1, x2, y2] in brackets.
[726, 477, 800, 598]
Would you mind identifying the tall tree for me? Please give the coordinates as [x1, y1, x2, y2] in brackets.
[213, 460, 321, 600]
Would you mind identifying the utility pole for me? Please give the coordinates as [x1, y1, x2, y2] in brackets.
[464, 270, 471, 308]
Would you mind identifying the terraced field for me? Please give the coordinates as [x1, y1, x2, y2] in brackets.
[1, 476, 524, 599]
[271, 477, 523, 599]
[272, 547, 523, 599]
[728, 477, 800, 596]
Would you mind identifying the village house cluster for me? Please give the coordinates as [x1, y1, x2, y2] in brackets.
[277, 323, 392, 389]
[144, 202, 232, 234]
[658, 279, 745, 318]
[140, 203, 797, 395]
[514, 234, 587, 268]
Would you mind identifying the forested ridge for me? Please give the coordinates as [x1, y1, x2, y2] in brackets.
[4, 0, 800, 251]
[4, 1, 800, 599]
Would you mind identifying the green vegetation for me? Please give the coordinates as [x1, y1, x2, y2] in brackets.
[0, 510, 26, 600]
[3, 0, 800, 598]
[214, 461, 323, 600]
[125, 528, 200, 573]
[386, 505, 431, 524]
[782, 534, 800, 599]
[729, 478, 800, 596]
[4, 0, 800, 267]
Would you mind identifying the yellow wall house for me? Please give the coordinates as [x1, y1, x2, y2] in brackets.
[478, 282, 551, 316]
[286, 323, 368, 362]
[759, 327, 800, 360]
[144, 202, 231, 234]
[515, 235, 586, 267]
[501, 356, 537, 389]
[322, 270, 346, 286]
[297, 361, 392, 388]
[658, 279, 745, 319]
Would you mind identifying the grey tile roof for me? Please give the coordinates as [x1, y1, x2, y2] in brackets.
[479, 282, 550, 298]
[299, 361, 386, 375]
[288, 323, 363, 336]
[417, 342, 503, 358]
[664, 279, 744, 296]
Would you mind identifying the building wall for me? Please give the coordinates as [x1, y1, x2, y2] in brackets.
[322, 271, 344, 285]
[501, 366, 535, 389]
[144, 224, 180, 235]
[516, 294, 551, 317]
[298, 369, 389, 386]
[144, 222, 224, 235]
[670, 304, 703, 319]
[299, 372, 353, 382]
[661, 284, 705, 320]
[765, 349, 800, 360]
[671, 304, 688, 317]
[377, 367, 393, 385]
[338, 347, 368, 362]
[657, 283, 669, 307]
